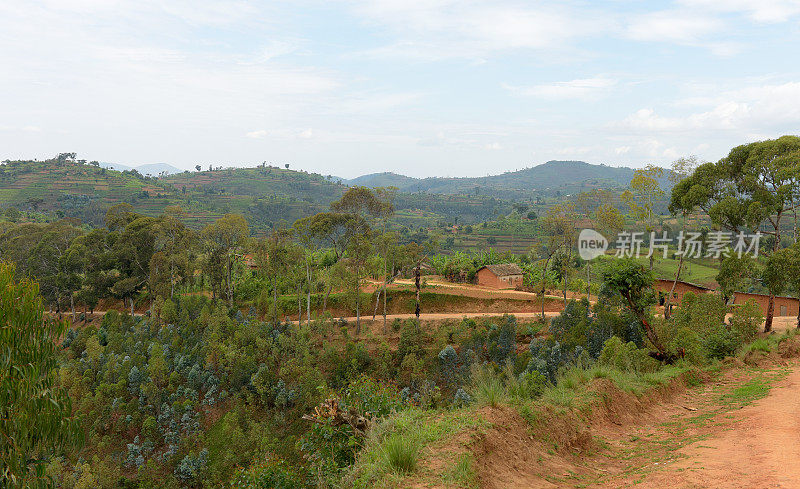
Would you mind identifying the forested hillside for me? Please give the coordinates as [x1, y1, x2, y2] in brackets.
[0, 156, 511, 231]
[347, 160, 649, 199]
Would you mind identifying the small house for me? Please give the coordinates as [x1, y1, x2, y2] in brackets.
[732, 292, 800, 317]
[476, 264, 524, 289]
[654, 279, 714, 306]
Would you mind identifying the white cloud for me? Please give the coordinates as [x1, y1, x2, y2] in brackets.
[618, 82, 800, 134]
[503, 77, 617, 100]
[245, 130, 268, 139]
[679, 0, 800, 23]
[348, 0, 603, 60]
[299, 128, 314, 139]
[626, 10, 723, 44]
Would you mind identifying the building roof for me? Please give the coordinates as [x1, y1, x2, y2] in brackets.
[655, 278, 714, 291]
[733, 291, 800, 301]
[479, 263, 524, 277]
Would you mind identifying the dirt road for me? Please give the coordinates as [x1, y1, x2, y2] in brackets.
[593, 360, 800, 489]
[671, 366, 800, 488]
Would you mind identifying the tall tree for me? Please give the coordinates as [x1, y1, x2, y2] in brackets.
[110, 214, 158, 316]
[671, 136, 800, 331]
[664, 156, 702, 318]
[0, 262, 83, 486]
[330, 187, 385, 334]
[622, 164, 665, 270]
[154, 207, 192, 299]
[574, 189, 624, 301]
[256, 228, 294, 324]
[202, 214, 249, 307]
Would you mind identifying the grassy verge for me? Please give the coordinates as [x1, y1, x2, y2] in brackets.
[347, 329, 799, 488]
[344, 408, 487, 488]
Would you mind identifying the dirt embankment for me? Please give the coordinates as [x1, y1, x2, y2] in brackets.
[415, 333, 800, 489]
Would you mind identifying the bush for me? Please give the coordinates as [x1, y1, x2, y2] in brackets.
[704, 324, 741, 359]
[597, 337, 658, 373]
[672, 292, 726, 331]
[668, 326, 706, 364]
[452, 388, 473, 407]
[660, 292, 755, 362]
[230, 459, 303, 489]
[507, 369, 547, 400]
[343, 375, 407, 418]
[549, 299, 591, 350]
[527, 338, 584, 383]
[729, 299, 763, 343]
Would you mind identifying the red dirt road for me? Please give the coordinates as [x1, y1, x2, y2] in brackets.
[594, 361, 800, 489]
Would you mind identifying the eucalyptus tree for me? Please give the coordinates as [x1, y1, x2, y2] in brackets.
[622, 164, 664, 270]
[574, 189, 624, 300]
[664, 156, 703, 318]
[330, 187, 386, 334]
[671, 136, 800, 331]
[1, 262, 83, 487]
[202, 214, 249, 307]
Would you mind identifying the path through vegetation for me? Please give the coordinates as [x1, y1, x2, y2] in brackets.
[589, 359, 800, 488]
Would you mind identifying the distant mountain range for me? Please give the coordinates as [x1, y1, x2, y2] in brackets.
[100, 162, 183, 176]
[0, 157, 670, 230]
[344, 160, 651, 199]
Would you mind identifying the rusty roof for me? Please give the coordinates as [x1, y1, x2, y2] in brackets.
[479, 263, 524, 277]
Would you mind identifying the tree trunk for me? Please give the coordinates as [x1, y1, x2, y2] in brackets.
[664, 252, 685, 320]
[414, 264, 421, 323]
[765, 294, 775, 332]
[586, 262, 591, 302]
[540, 256, 551, 319]
[355, 263, 361, 335]
[297, 282, 302, 324]
[306, 261, 312, 327]
[562, 277, 567, 307]
[130, 296, 135, 317]
[383, 275, 388, 333]
[625, 293, 666, 355]
[373, 287, 381, 321]
[227, 253, 234, 307]
[70, 294, 76, 323]
[322, 280, 332, 316]
[273, 280, 278, 324]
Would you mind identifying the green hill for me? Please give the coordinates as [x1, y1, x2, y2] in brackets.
[347, 160, 641, 199]
[0, 159, 510, 230]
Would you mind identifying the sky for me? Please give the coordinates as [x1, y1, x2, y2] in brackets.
[1, 1, 800, 178]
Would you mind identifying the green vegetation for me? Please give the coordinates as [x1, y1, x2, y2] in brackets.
[0, 262, 82, 487]
[3, 136, 800, 488]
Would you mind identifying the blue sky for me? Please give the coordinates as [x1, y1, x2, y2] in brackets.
[1, 0, 800, 178]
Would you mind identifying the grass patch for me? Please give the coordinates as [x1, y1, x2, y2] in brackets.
[468, 364, 508, 407]
[726, 378, 770, 404]
[382, 434, 418, 474]
[347, 408, 486, 488]
[442, 453, 478, 488]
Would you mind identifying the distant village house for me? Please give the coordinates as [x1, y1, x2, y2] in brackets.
[654, 279, 714, 306]
[732, 292, 799, 318]
[476, 264, 524, 289]
[654, 278, 800, 318]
